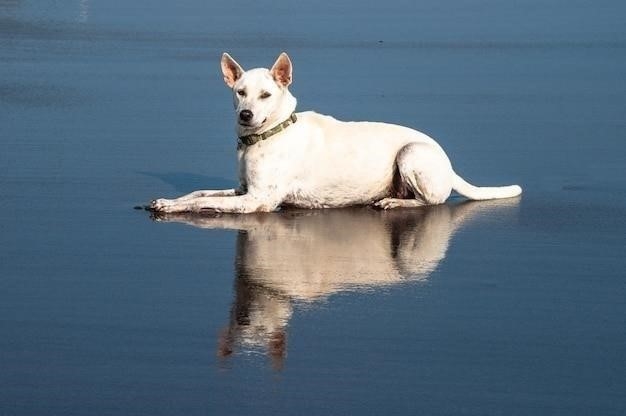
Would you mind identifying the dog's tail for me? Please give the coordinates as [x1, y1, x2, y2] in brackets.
[452, 172, 522, 200]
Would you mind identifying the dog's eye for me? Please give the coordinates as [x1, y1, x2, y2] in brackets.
[259, 91, 272, 99]
[236, 89, 246, 97]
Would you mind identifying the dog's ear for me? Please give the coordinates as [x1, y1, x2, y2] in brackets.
[270, 52, 292, 87]
[221, 53, 244, 88]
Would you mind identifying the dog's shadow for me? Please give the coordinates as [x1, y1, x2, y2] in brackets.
[152, 200, 519, 370]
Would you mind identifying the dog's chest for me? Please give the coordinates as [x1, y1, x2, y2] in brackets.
[237, 140, 292, 186]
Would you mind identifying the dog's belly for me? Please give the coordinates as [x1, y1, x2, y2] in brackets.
[283, 187, 389, 209]
[282, 164, 397, 208]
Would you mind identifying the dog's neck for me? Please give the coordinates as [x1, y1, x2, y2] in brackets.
[235, 90, 298, 138]
[238, 113, 298, 147]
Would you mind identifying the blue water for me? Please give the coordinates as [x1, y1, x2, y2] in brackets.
[1, 1, 625, 415]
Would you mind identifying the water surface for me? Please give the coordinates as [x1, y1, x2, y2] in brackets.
[1, 1, 625, 415]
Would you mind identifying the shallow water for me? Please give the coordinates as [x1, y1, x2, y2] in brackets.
[1, 1, 626, 415]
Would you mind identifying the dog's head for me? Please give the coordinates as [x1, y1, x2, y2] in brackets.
[221, 52, 297, 133]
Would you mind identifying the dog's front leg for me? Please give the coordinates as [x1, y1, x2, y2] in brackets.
[151, 193, 281, 214]
[150, 188, 244, 210]
[177, 188, 242, 200]
[166, 188, 244, 202]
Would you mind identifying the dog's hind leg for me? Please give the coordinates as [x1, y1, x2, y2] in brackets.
[375, 142, 453, 209]
[375, 197, 426, 209]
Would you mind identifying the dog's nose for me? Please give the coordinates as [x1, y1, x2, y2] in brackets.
[239, 110, 253, 122]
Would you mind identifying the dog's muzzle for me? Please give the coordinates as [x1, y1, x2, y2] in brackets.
[239, 110, 253, 123]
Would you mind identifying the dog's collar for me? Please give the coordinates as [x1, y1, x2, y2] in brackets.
[238, 113, 297, 147]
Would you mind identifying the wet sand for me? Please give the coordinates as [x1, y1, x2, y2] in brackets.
[1, 1, 625, 414]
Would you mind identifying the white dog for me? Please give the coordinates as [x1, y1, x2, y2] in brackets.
[150, 52, 521, 213]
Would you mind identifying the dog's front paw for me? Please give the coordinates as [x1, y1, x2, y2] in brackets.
[149, 198, 174, 212]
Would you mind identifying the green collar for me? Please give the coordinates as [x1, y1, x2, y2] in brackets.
[238, 113, 297, 147]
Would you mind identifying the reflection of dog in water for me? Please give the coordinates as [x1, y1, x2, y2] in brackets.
[153, 201, 518, 368]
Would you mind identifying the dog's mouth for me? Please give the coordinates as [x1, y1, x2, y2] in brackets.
[238, 118, 268, 128]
